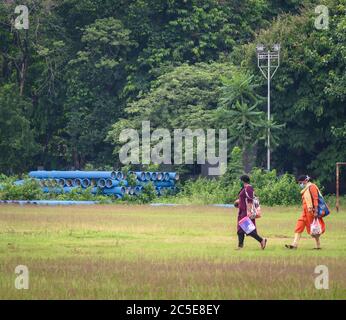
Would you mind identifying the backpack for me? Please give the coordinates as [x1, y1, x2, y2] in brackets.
[245, 187, 262, 219]
[309, 185, 330, 218]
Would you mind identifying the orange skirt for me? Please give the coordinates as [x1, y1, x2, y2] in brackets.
[295, 209, 325, 235]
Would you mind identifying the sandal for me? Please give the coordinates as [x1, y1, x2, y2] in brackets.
[285, 244, 297, 249]
[261, 238, 267, 250]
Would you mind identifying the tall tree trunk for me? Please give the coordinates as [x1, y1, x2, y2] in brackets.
[73, 149, 80, 169]
[13, 29, 29, 96]
[19, 58, 27, 96]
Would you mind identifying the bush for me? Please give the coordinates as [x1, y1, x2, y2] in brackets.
[250, 168, 301, 206]
[0, 174, 8, 183]
[121, 182, 157, 204]
[133, 182, 157, 204]
[52, 187, 111, 203]
[162, 168, 302, 206]
[0, 170, 313, 206]
[0, 176, 43, 200]
[0, 176, 111, 202]
[163, 177, 235, 205]
[123, 170, 137, 188]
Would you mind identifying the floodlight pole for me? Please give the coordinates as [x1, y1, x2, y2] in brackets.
[257, 45, 280, 172]
[267, 52, 271, 172]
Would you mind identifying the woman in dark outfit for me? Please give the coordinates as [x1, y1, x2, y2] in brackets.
[235, 175, 267, 250]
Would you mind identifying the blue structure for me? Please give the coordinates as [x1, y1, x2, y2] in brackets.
[12, 170, 179, 199]
[29, 170, 118, 179]
[0, 200, 103, 206]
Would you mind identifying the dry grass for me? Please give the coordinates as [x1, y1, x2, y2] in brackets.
[0, 204, 345, 299]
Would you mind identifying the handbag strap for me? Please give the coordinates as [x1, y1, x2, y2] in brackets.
[244, 186, 254, 201]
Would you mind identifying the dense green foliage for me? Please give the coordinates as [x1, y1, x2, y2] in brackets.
[0, 169, 340, 206]
[234, 0, 346, 185]
[0, 176, 112, 201]
[0, 176, 43, 200]
[163, 167, 302, 205]
[124, 182, 158, 204]
[1, 0, 345, 191]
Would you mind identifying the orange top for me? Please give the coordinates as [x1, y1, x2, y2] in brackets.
[296, 183, 326, 235]
[302, 183, 319, 212]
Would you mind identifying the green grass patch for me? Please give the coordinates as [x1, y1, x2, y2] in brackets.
[0, 204, 345, 299]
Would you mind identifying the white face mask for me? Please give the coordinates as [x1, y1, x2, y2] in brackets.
[299, 183, 305, 189]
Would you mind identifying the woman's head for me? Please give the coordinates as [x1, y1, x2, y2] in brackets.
[297, 175, 311, 188]
[240, 174, 250, 184]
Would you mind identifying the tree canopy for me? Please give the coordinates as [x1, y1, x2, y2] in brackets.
[0, 0, 345, 189]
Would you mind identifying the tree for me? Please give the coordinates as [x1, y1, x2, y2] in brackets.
[64, 18, 137, 168]
[259, 117, 285, 147]
[234, 0, 346, 185]
[0, 0, 70, 170]
[332, 124, 346, 139]
[107, 62, 233, 172]
[221, 146, 244, 186]
[0, 84, 38, 173]
[215, 67, 266, 171]
[1, 0, 344, 191]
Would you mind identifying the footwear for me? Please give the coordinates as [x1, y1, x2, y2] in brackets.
[261, 238, 267, 250]
[313, 247, 322, 250]
[285, 244, 297, 249]
[236, 246, 243, 250]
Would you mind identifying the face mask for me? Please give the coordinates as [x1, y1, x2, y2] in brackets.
[299, 183, 305, 189]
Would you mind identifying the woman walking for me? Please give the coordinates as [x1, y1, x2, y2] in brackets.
[234, 175, 267, 250]
[285, 175, 326, 250]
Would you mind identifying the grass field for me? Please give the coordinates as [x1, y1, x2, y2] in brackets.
[0, 204, 345, 299]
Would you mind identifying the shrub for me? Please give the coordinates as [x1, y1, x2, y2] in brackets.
[124, 172, 137, 188]
[164, 177, 234, 205]
[0, 177, 43, 200]
[0, 170, 311, 206]
[52, 187, 110, 203]
[0, 176, 111, 202]
[163, 168, 302, 206]
[122, 181, 157, 204]
[254, 172, 301, 206]
[136, 182, 157, 204]
[0, 174, 8, 183]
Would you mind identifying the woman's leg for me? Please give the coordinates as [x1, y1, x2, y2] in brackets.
[237, 231, 245, 248]
[249, 230, 267, 249]
[285, 232, 301, 249]
[286, 211, 305, 249]
[313, 234, 321, 249]
[292, 232, 301, 247]
[248, 230, 263, 243]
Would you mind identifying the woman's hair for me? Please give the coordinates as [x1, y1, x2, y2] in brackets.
[297, 174, 311, 182]
[240, 174, 250, 183]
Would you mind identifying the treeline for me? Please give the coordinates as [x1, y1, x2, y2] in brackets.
[0, 0, 345, 189]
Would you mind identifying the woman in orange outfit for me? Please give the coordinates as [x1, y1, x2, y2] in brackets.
[285, 175, 325, 250]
